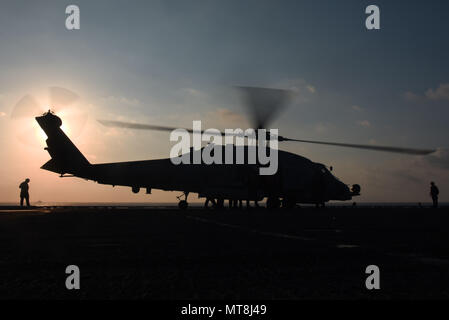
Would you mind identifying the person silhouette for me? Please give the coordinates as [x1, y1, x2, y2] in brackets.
[19, 178, 30, 207]
[430, 181, 439, 208]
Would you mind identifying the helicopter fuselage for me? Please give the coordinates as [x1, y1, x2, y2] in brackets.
[88, 147, 356, 204]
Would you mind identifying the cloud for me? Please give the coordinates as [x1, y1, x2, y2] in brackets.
[404, 83, 449, 102]
[101, 96, 141, 107]
[183, 88, 203, 97]
[425, 83, 449, 101]
[214, 108, 246, 123]
[195, 108, 248, 129]
[0, 111, 6, 117]
[314, 122, 329, 134]
[424, 148, 449, 170]
[403, 91, 420, 102]
[357, 120, 371, 127]
[266, 79, 317, 109]
[306, 85, 316, 94]
[271, 78, 316, 97]
[351, 105, 363, 112]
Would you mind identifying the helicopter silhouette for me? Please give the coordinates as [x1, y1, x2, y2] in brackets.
[35, 87, 435, 209]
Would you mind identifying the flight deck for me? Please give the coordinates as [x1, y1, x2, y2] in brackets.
[0, 205, 448, 299]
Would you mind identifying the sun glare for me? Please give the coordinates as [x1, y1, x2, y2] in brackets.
[61, 123, 70, 135]
[31, 110, 71, 142]
[32, 119, 48, 142]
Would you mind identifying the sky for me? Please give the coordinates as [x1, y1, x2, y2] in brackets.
[0, 0, 448, 203]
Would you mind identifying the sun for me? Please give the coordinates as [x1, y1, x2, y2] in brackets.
[31, 118, 48, 142]
[60, 122, 70, 135]
[30, 108, 72, 143]
[57, 109, 72, 135]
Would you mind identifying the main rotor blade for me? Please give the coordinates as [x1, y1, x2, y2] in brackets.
[281, 137, 435, 155]
[98, 119, 228, 136]
[98, 119, 434, 155]
[238, 86, 292, 129]
[49, 87, 79, 111]
[11, 95, 43, 119]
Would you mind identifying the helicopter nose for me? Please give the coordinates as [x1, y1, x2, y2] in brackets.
[340, 183, 351, 198]
[351, 184, 361, 196]
[333, 181, 352, 200]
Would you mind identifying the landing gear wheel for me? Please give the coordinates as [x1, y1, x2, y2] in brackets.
[215, 198, 224, 209]
[178, 200, 188, 210]
[266, 197, 281, 209]
[204, 198, 216, 209]
[177, 192, 189, 210]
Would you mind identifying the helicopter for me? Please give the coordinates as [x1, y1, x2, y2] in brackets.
[35, 87, 435, 209]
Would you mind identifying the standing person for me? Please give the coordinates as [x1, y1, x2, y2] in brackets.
[19, 178, 30, 207]
[430, 181, 439, 208]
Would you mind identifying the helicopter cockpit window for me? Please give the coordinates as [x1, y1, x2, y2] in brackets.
[319, 165, 338, 178]
[318, 164, 345, 183]
[318, 164, 329, 174]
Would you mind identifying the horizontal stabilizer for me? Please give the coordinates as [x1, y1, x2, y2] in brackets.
[41, 159, 62, 174]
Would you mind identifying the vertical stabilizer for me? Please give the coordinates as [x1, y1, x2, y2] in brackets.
[36, 111, 90, 177]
